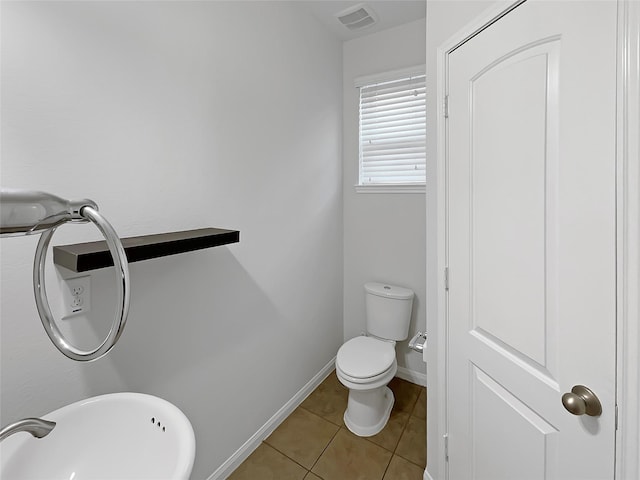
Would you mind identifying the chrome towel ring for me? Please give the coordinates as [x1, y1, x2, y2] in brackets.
[32, 205, 130, 361]
[1, 189, 129, 361]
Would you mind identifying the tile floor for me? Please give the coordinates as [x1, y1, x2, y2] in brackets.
[229, 371, 426, 480]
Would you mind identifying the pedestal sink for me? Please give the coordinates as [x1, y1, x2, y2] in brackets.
[0, 392, 195, 479]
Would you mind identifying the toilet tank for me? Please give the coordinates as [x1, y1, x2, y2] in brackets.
[365, 283, 414, 341]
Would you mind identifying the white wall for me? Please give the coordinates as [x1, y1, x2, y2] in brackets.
[0, 2, 343, 479]
[343, 19, 427, 377]
[424, 2, 499, 479]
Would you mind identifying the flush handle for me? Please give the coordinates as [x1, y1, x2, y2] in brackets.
[561, 385, 602, 417]
[409, 332, 427, 353]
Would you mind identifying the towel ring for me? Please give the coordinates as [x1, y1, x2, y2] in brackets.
[33, 206, 130, 362]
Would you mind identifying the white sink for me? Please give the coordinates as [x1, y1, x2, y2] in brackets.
[0, 392, 195, 480]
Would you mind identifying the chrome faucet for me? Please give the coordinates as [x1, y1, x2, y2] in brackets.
[0, 418, 56, 442]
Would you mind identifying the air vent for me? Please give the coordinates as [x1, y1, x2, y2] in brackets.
[335, 4, 377, 31]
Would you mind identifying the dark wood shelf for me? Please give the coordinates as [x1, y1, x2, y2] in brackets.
[53, 227, 239, 272]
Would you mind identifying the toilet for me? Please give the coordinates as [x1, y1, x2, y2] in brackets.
[336, 282, 414, 437]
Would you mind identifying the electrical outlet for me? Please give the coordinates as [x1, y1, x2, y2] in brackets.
[72, 284, 84, 296]
[62, 276, 91, 318]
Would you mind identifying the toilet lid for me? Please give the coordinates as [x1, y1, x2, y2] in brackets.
[337, 336, 395, 379]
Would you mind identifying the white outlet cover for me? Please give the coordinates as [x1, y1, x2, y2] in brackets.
[61, 275, 91, 319]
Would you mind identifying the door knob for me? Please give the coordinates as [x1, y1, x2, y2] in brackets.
[561, 385, 602, 417]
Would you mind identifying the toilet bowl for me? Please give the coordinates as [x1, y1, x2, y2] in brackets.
[336, 336, 398, 436]
[336, 283, 414, 437]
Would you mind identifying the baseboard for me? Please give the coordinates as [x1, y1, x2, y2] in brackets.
[396, 366, 427, 387]
[206, 357, 336, 480]
[424, 468, 435, 480]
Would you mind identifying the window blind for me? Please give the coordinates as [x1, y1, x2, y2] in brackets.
[359, 73, 426, 185]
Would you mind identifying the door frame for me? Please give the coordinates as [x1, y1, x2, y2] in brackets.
[428, 1, 640, 479]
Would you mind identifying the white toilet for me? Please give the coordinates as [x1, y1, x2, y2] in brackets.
[336, 282, 414, 437]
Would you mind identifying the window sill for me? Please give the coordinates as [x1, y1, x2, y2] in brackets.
[355, 184, 425, 194]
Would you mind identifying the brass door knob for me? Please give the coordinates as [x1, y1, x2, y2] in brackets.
[561, 385, 602, 417]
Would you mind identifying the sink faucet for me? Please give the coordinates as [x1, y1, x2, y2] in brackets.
[0, 418, 56, 442]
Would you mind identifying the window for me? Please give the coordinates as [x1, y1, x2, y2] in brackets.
[356, 67, 426, 192]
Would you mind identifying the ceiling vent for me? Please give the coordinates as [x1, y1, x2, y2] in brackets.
[335, 4, 378, 31]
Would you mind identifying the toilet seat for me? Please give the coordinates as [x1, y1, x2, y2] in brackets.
[336, 360, 396, 386]
[336, 336, 396, 380]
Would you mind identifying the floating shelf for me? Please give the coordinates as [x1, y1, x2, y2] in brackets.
[53, 227, 239, 273]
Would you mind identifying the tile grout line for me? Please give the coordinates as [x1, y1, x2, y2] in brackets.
[263, 408, 340, 476]
[259, 441, 311, 473]
[392, 413, 411, 456]
[299, 404, 343, 428]
[392, 408, 428, 470]
[380, 454, 394, 480]
[266, 404, 343, 477]
[382, 386, 427, 473]
[307, 424, 343, 477]
[382, 403, 414, 480]
[378, 406, 412, 480]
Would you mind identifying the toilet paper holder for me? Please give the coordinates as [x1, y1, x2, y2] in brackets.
[409, 331, 427, 353]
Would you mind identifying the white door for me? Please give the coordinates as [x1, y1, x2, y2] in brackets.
[446, 1, 617, 479]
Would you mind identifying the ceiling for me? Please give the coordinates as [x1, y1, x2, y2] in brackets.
[298, 1, 426, 41]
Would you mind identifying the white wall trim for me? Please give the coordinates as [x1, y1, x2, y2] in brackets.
[423, 469, 435, 480]
[431, 35, 449, 480]
[396, 366, 427, 387]
[206, 358, 336, 480]
[616, 1, 640, 479]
